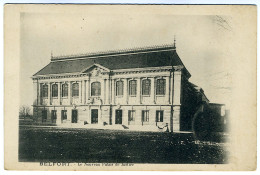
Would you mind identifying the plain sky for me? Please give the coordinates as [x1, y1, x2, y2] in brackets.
[20, 8, 233, 110]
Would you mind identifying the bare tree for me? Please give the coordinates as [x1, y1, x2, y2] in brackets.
[19, 105, 31, 119]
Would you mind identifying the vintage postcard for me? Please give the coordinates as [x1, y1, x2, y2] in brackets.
[4, 4, 256, 171]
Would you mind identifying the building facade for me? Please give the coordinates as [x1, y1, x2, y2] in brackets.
[32, 44, 208, 132]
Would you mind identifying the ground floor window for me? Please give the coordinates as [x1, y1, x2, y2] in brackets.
[142, 110, 149, 123]
[61, 110, 67, 121]
[51, 110, 57, 123]
[42, 110, 47, 122]
[128, 110, 135, 123]
[156, 110, 164, 122]
[72, 110, 78, 123]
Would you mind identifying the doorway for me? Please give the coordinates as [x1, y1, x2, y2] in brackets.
[91, 109, 98, 124]
[71, 110, 78, 123]
[115, 110, 122, 124]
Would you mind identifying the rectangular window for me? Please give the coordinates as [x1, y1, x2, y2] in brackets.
[156, 79, 166, 95]
[128, 110, 135, 121]
[51, 110, 57, 123]
[142, 79, 151, 95]
[142, 110, 149, 122]
[129, 80, 137, 96]
[42, 84, 48, 98]
[116, 81, 124, 96]
[156, 110, 164, 122]
[61, 110, 67, 120]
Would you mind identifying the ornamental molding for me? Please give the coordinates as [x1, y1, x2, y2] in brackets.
[32, 66, 183, 80]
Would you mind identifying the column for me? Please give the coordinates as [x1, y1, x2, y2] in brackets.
[68, 81, 72, 105]
[123, 78, 128, 104]
[165, 76, 170, 104]
[33, 80, 38, 105]
[111, 79, 115, 104]
[58, 82, 61, 105]
[106, 79, 110, 104]
[48, 82, 51, 105]
[86, 80, 90, 102]
[173, 70, 182, 105]
[170, 72, 173, 104]
[38, 83, 41, 105]
[136, 78, 141, 104]
[101, 79, 105, 104]
[82, 80, 86, 104]
[150, 78, 155, 104]
[79, 81, 82, 104]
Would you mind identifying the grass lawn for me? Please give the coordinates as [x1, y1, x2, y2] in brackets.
[19, 126, 228, 164]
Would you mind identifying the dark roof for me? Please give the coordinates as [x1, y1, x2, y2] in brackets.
[33, 45, 188, 76]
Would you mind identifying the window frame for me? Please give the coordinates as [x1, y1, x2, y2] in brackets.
[61, 83, 68, 98]
[156, 110, 164, 122]
[142, 79, 151, 96]
[61, 110, 67, 120]
[142, 110, 149, 122]
[42, 84, 48, 98]
[128, 110, 136, 122]
[116, 80, 124, 96]
[52, 84, 58, 98]
[156, 79, 166, 95]
[72, 82, 79, 97]
[91, 82, 101, 96]
[129, 80, 137, 96]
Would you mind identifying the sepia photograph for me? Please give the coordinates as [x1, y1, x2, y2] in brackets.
[4, 4, 256, 171]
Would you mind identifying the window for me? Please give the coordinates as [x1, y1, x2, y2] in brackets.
[156, 79, 166, 95]
[51, 110, 57, 123]
[142, 79, 151, 95]
[42, 84, 48, 98]
[42, 110, 47, 122]
[156, 110, 164, 122]
[128, 110, 135, 121]
[142, 110, 149, 122]
[116, 81, 124, 96]
[129, 80, 137, 96]
[61, 110, 67, 120]
[72, 83, 79, 97]
[52, 84, 58, 97]
[62, 84, 68, 97]
[91, 82, 101, 96]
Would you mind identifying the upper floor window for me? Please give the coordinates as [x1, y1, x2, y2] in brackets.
[72, 83, 79, 97]
[91, 82, 101, 96]
[142, 79, 151, 95]
[129, 80, 137, 96]
[116, 80, 124, 96]
[52, 84, 58, 97]
[62, 83, 68, 97]
[42, 84, 48, 98]
[156, 79, 166, 95]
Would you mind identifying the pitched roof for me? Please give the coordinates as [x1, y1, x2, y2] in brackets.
[33, 45, 189, 76]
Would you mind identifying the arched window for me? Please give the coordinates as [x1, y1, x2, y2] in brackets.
[156, 79, 166, 95]
[116, 81, 124, 96]
[129, 80, 137, 96]
[52, 84, 58, 97]
[142, 79, 151, 95]
[91, 82, 101, 96]
[42, 84, 48, 98]
[62, 83, 68, 97]
[72, 83, 79, 97]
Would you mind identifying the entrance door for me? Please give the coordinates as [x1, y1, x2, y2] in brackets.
[71, 110, 78, 123]
[91, 109, 98, 124]
[115, 110, 122, 124]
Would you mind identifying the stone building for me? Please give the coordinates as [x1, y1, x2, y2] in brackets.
[32, 43, 208, 132]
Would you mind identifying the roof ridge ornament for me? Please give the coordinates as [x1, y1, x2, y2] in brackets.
[173, 35, 176, 50]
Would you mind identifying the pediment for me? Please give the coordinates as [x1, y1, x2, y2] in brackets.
[81, 64, 110, 77]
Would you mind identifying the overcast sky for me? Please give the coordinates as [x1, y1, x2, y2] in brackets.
[20, 9, 233, 109]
